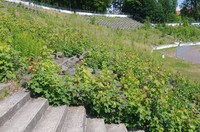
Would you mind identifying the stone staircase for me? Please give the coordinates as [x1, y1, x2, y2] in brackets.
[0, 84, 128, 132]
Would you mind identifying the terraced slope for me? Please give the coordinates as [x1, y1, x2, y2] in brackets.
[94, 17, 143, 30]
[7, 0, 143, 30]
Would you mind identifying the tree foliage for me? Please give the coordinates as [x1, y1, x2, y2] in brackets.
[122, 0, 177, 23]
[33, 0, 111, 12]
[181, 0, 200, 21]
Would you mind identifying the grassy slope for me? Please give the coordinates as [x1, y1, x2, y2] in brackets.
[1, 1, 200, 82]
[1, 1, 200, 131]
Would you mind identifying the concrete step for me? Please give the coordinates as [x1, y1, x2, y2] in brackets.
[106, 124, 128, 132]
[61, 106, 86, 132]
[0, 98, 48, 132]
[86, 118, 107, 132]
[32, 105, 68, 132]
[0, 89, 30, 126]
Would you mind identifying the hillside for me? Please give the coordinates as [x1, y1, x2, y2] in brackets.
[0, 1, 200, 131]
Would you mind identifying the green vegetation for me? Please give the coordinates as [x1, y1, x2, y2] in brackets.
[0, 44, 26, 82]
[29, 0, 200, 23]
[32, 0, 111, 12]
[155, 24, 200, 42]
[0, 1, 200, 131]
[122, 0, 178, 23]
[181, 0, 200, 21]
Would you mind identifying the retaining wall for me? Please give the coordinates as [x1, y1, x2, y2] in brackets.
[152, 42, 200, 51]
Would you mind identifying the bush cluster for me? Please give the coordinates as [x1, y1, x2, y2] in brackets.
[156, 24, 200, 42]
[0, 45, 25, 82]
[1, 2, 200, 131]
[27, 44, 200, 131]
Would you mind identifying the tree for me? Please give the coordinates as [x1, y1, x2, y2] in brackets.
[181, 0, 200, 21]
[122, 0, 178, 23]
[33, 0, 111, 12]
[159, 0, 177, 22]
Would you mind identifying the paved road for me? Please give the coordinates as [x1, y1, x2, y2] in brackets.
[176, 46, 200, 64]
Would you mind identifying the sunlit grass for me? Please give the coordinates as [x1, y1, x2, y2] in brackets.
[153, 50, 200, 82]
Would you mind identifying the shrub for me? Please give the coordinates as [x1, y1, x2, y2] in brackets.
[27, 57, 200, 131]
[2, 1, 198, 131]
[63, 41, 84, 57]
[63, 32, 89, 57]
[156, 25, 200, 42]
[27, 59, 69, 106]
[0, 44, 25, 82]
[90, 17, 96, 25]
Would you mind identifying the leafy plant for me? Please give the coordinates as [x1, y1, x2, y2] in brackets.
[156, 25, 200, 41]
[1, 1, 199, 131]
[27, 59, 69, 106]
[90, 17, 96, 25]
[0, 44, 25, 82]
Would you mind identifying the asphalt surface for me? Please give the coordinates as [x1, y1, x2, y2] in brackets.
[176, 46, 200, 64]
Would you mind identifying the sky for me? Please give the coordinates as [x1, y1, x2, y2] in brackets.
[178, 0, 184, 5]
[177, 0, 184, 10]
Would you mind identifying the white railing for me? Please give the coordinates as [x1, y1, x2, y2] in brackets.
[152, 42, 200, 51]
[152, 23, 200, 27]
[6, 0, 132, 18]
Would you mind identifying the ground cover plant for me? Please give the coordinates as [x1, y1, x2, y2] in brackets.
[0, 44, 26, 82]
[0, 1, 200, 131]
